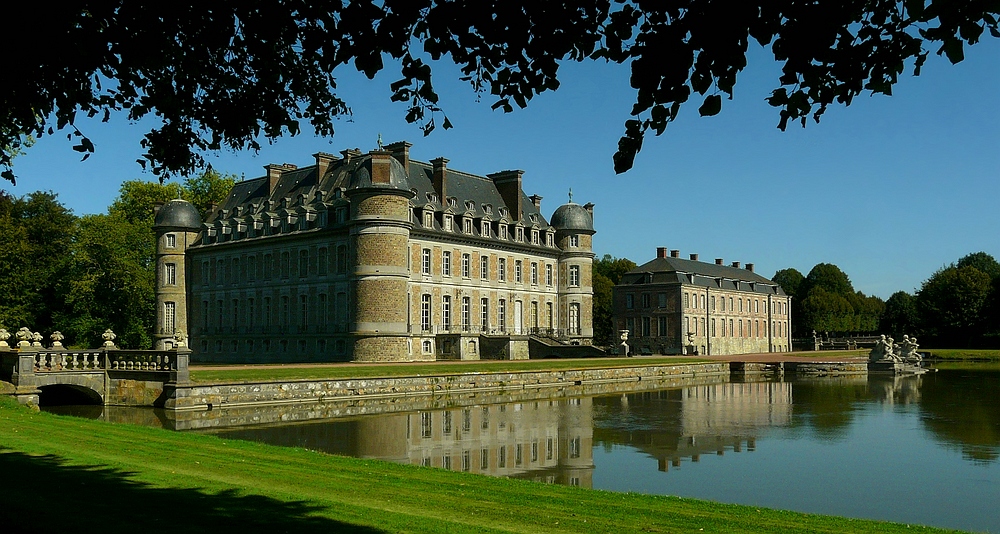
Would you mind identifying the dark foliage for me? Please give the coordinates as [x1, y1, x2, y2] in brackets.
[3, 2, 998, 183]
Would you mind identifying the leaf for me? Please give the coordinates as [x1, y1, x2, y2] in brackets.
[698, 95, 722, 116]
[1, 169, 15, 185]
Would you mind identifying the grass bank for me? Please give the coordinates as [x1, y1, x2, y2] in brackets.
[923, 349, 1000, 361]
[0, 398, 958, 533]
[190, 357, 707, 383]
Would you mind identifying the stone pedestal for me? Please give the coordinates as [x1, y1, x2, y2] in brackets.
[868, 361, 927, 376]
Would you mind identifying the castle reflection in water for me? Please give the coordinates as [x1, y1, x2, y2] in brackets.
[214, 381, 793, 488]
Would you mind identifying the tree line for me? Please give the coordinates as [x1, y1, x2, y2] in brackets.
[0, 171, 234, 349]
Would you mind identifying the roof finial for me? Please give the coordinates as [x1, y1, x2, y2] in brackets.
[377, 133, 384, 150]
[568, 188, 573, 203]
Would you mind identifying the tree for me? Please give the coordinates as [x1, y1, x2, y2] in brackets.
[592, 254, 636, 345]
[4, 2, 999, 183]
[957, 252, 1000, 280]
[917, 265, 992, 346]
[772, 268, 804, 301]
[882, 291, 918, 338]
[0, 192, 76, 333]
[109, 169, 237, 223]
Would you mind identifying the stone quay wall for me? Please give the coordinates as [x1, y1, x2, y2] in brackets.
[169, 362, 730, 412]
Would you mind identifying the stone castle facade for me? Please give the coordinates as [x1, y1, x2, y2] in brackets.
[152, 142, 595, 362]
[613, 248, 791, 356]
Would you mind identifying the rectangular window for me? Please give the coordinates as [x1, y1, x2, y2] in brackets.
[545, 264, 553, 286]
[165, 234, 176, 248]
[247, 255, 256, 281]
[481, 298, 489, 330]
[546, 302, 553, 328]
[442, 251, 452, 276]
[626, 317, 635, 333]
[202, 300, 209, 331]
[480, 255, 489, 280]
[336, 245, 348, 274]
[462, 253, 471, 278]
[658, 293, 667, 308]
[318, 248, 328, 275]
[569, 303, 580, 334]
[498, 299, 507, 331]
[423, 211, 434, 228]
[422, 248, 431, 275]
[442, 295, 452, 329]
[163, 302, 176, 334]
[263, 254, 272, 280]
[463, 218, 472, 234]
[684, 293, 690, 308]
[499, 258, 507, 282]
[461, 297, 471, 330]
[569, 235, 579, 247]
[481, 221, 490, 237]
[642, 317, 650, 337]
[444, 215, 453, 232]
[531, 230, 539, 245]
[300, 295, 308, 328]
[642, 293, 650, 308]
[264, 297, 271, 328]
[164, 263, 176, 286]
[499, 225, 508, 240]
[712, 318, 716, 337]
[569, 265, 580, 287]
[546, 438, 554, 460]
[515, 227, 524, 242]
[658, 316, 667, 336]
[421, 294, 432, 331]
[515, 260, 522, 283]
[298, 250, 309, 278]
[700, 294, 706, 309]
[626, 294, 634, 309]
[531, 262, 538, 285]
[281, 296, 289, 326]
[280, 252, 289, 279]
[546, 233, 553, 247]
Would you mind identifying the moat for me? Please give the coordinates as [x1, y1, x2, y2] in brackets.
[45, 363, 1000, 533]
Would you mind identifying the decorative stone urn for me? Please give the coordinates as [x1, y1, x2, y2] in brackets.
[50, 331, 65, 350]
[0, 328, 9, 349]
[102, 329, 117, 349]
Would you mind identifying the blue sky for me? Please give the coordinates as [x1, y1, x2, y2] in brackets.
[6, 39, 999, 299]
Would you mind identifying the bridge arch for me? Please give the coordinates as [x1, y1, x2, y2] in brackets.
[37, 384, 104, 406]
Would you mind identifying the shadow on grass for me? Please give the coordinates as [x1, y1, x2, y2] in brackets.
[0, 448, 384, 534]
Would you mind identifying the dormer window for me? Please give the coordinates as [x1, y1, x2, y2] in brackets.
[499, 207, 509, 218]
[515, 227, 524, 242]
[426, 192, 438, 203]
[336, 207, 348, 223]
[499, 225, 509, 240]
[423, 210, 434, 228]
[531, 230, 539, 245]
[484, 204, 492, 215]
[465, 200, 475, 211]
[481, 221, 491, 237]
[443, 215, 453, 232]
[448, 197, 457, 208]
[546, 233, 554, 247]
[463, 217, 472, 234]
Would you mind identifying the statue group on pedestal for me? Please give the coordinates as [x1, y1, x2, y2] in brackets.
[869, 334, 922, 364]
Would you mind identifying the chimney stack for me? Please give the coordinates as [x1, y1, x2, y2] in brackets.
[264, 164, 284, 194]
[732, 261, 741, 269]
[583, 202, 595, 218]
[689, 253, 699, 261]
[370, 150, 393, 184]
[529, 194, 543, 210]
[715, 258, 724, 265]
[340, 148, 362, 163]
[656, 247, 668, 259]
[313, 152, 337, 180]
[488, 169, 524, 221]
[386, 141, 412, 171]
[746, 263, 755, 272]
[670, 250, 680, 258]
[431, 157, 449, 201]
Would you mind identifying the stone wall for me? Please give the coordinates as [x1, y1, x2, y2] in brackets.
[170, 362, 730, 412]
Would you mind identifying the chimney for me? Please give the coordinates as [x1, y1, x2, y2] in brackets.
[340, 148, 362, 163]
[656, 247, 668, 259]
[370, 150, 393, 184]
[489, 170, 524, 221]
[670, 250, 680, 258]
[715, 258, 724, 265]
[746, 263, 755, 273]
[386, 141, 412, 171]
[529, 194, 543, 210]
[689, 253, 699, 261]
[264, 164, 284, 194]
[313, 152, 338, 179]
[732, 261, 741, 269]
[431, 157, 449, 201]
[583, 202, 595, 218]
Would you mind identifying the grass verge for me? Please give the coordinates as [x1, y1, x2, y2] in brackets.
[0, 397, 960, 533]
[190, 357, 707, 383]
[923, 349, 1000, 361]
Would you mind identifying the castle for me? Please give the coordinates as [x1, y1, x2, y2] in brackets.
[152, 142, 595, 362]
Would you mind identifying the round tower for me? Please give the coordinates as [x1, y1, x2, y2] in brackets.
[550, 198, 596, 344]
[153, 199, 202, 350]
[345, 150, 415, 361]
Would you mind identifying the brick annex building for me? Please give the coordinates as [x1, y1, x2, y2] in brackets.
[613, 248, 791, 356]
[151, 142, 596, 362]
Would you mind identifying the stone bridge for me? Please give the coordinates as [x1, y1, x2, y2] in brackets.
[0, 347, 189, 407]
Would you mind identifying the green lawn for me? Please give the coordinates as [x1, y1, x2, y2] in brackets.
[923, 349, 1000, 361]
[0, 398, 960, 533]
[190, 357, 707, 383]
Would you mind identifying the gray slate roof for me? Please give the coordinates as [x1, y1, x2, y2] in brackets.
[622, 257, 787, 296]
[154, 199, 202, 230]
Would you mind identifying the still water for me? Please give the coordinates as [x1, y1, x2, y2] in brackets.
[46, 365, 1000, 533]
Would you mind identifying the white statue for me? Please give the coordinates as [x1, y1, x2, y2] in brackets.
[102, 328, 117, 348]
